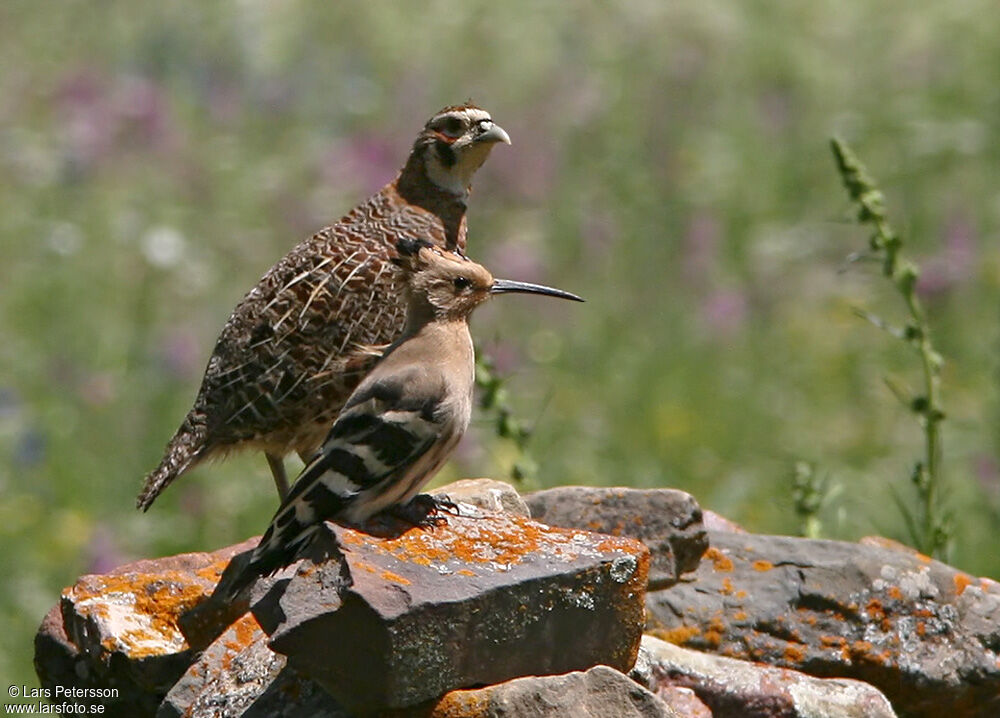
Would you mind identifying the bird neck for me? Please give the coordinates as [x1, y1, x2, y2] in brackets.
[395, 152, 469, 252]
[397, 294, 467, 336]
[383, 314, 474, 370]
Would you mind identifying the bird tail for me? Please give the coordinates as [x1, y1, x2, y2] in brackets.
[222, 522, 324, 601]
[222, 454, 349, 598]
[136, 415, 209, 511]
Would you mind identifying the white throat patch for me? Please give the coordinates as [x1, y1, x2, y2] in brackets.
[424, 108, 497, 196]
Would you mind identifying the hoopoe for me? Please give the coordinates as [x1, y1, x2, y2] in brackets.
[222, 240, 582, 599]
[137, 104, 510, 511]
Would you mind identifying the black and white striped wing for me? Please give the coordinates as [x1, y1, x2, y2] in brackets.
[232, 370, 445, 590]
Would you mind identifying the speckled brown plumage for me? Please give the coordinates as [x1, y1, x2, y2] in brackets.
[137, 104, 509, 510]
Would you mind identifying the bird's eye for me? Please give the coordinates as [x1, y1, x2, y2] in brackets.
[477, 119, 493, 132]
[439, 116, 464, 136]
[453, 277, 472, 291]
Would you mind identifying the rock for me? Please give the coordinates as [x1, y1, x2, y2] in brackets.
[523, 486, 707, 588]
[635, 635, 897, 717]
[629, 636, 713, 717]
[416, 665, 680, 717]
[158, 613, 347, 718]
[35, 540, 257, 715]
[254, 503, 650, 713]
[34, 604, 161, 718]
[702, 510, 747, 534]
[646, 531, 1000, 718]
[432, 478, 530, 517]
[178, 549, 258, 653]
[651, 685, 713, 718]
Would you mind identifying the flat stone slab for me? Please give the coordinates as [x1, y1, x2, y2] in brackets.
[646, 531, 1000, 718]
[524, 486, 707, 588]
[634, 635, 897, 718]
[253, 502, 650, 713]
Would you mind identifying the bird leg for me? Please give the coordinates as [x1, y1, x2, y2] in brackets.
[265, 452, 290, 500]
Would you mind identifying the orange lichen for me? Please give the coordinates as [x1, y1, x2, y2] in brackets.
[340, 532, 364, 546]
[654, 624, 701, 645]
[954, 573, 973, 596]
[222, 614, 261, 670]
[820, 635, 846, 648]
[70, 568, 215, 659]
[735, 590, 748, 599]
[866, 598, 886, 621]
[345, 514, 645, 572]
[704, 547, 733, 572]
[232, 613, 259, 647]
[456, 569, 476, 577]
[194, 559, 229, 583]
[430, 686, 490, 717]
[703, 617, 726, 647]
[733, 611, 748, 621]
[720, 578, 734, 595]
[380, 569, 411, 585]
[887, 585, 903, 600]
[752, 560, 773, 572]
[593, 535, 644, 554]
[784, 644, 806, 662]
[844, 640, 878, 664]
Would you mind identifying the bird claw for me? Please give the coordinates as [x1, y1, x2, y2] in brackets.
[385, 494, 460, 527]
[426, 494, 461, 515]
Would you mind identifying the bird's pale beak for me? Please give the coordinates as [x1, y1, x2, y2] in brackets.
[490, 279, 583, 302]
[476, 122, 512, 146]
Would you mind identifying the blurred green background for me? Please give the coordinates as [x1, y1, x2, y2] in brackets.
[2, 0, 998, 692]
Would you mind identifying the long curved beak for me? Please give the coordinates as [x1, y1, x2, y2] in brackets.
[490, 278, 584, 302]
[476, 122, 512, 146]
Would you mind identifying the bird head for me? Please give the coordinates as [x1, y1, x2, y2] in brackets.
[412, 104, 511, 196]
[394, 239, 582, 322]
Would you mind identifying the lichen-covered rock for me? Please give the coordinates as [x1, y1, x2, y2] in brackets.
[253, 502, 650, 713]
[158, 613, 347, 718]
[523, 486, 707, 588]
[44, 480, 997, 717]
[34, 604, 161, 718]
[634, 635, 897, 718]
[646, 531, 1000, 718]
[36, 540, 257, 715]
[418, 665, 680, 717]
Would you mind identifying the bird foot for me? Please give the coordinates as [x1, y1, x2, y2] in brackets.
[385, 494, 460, 528]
